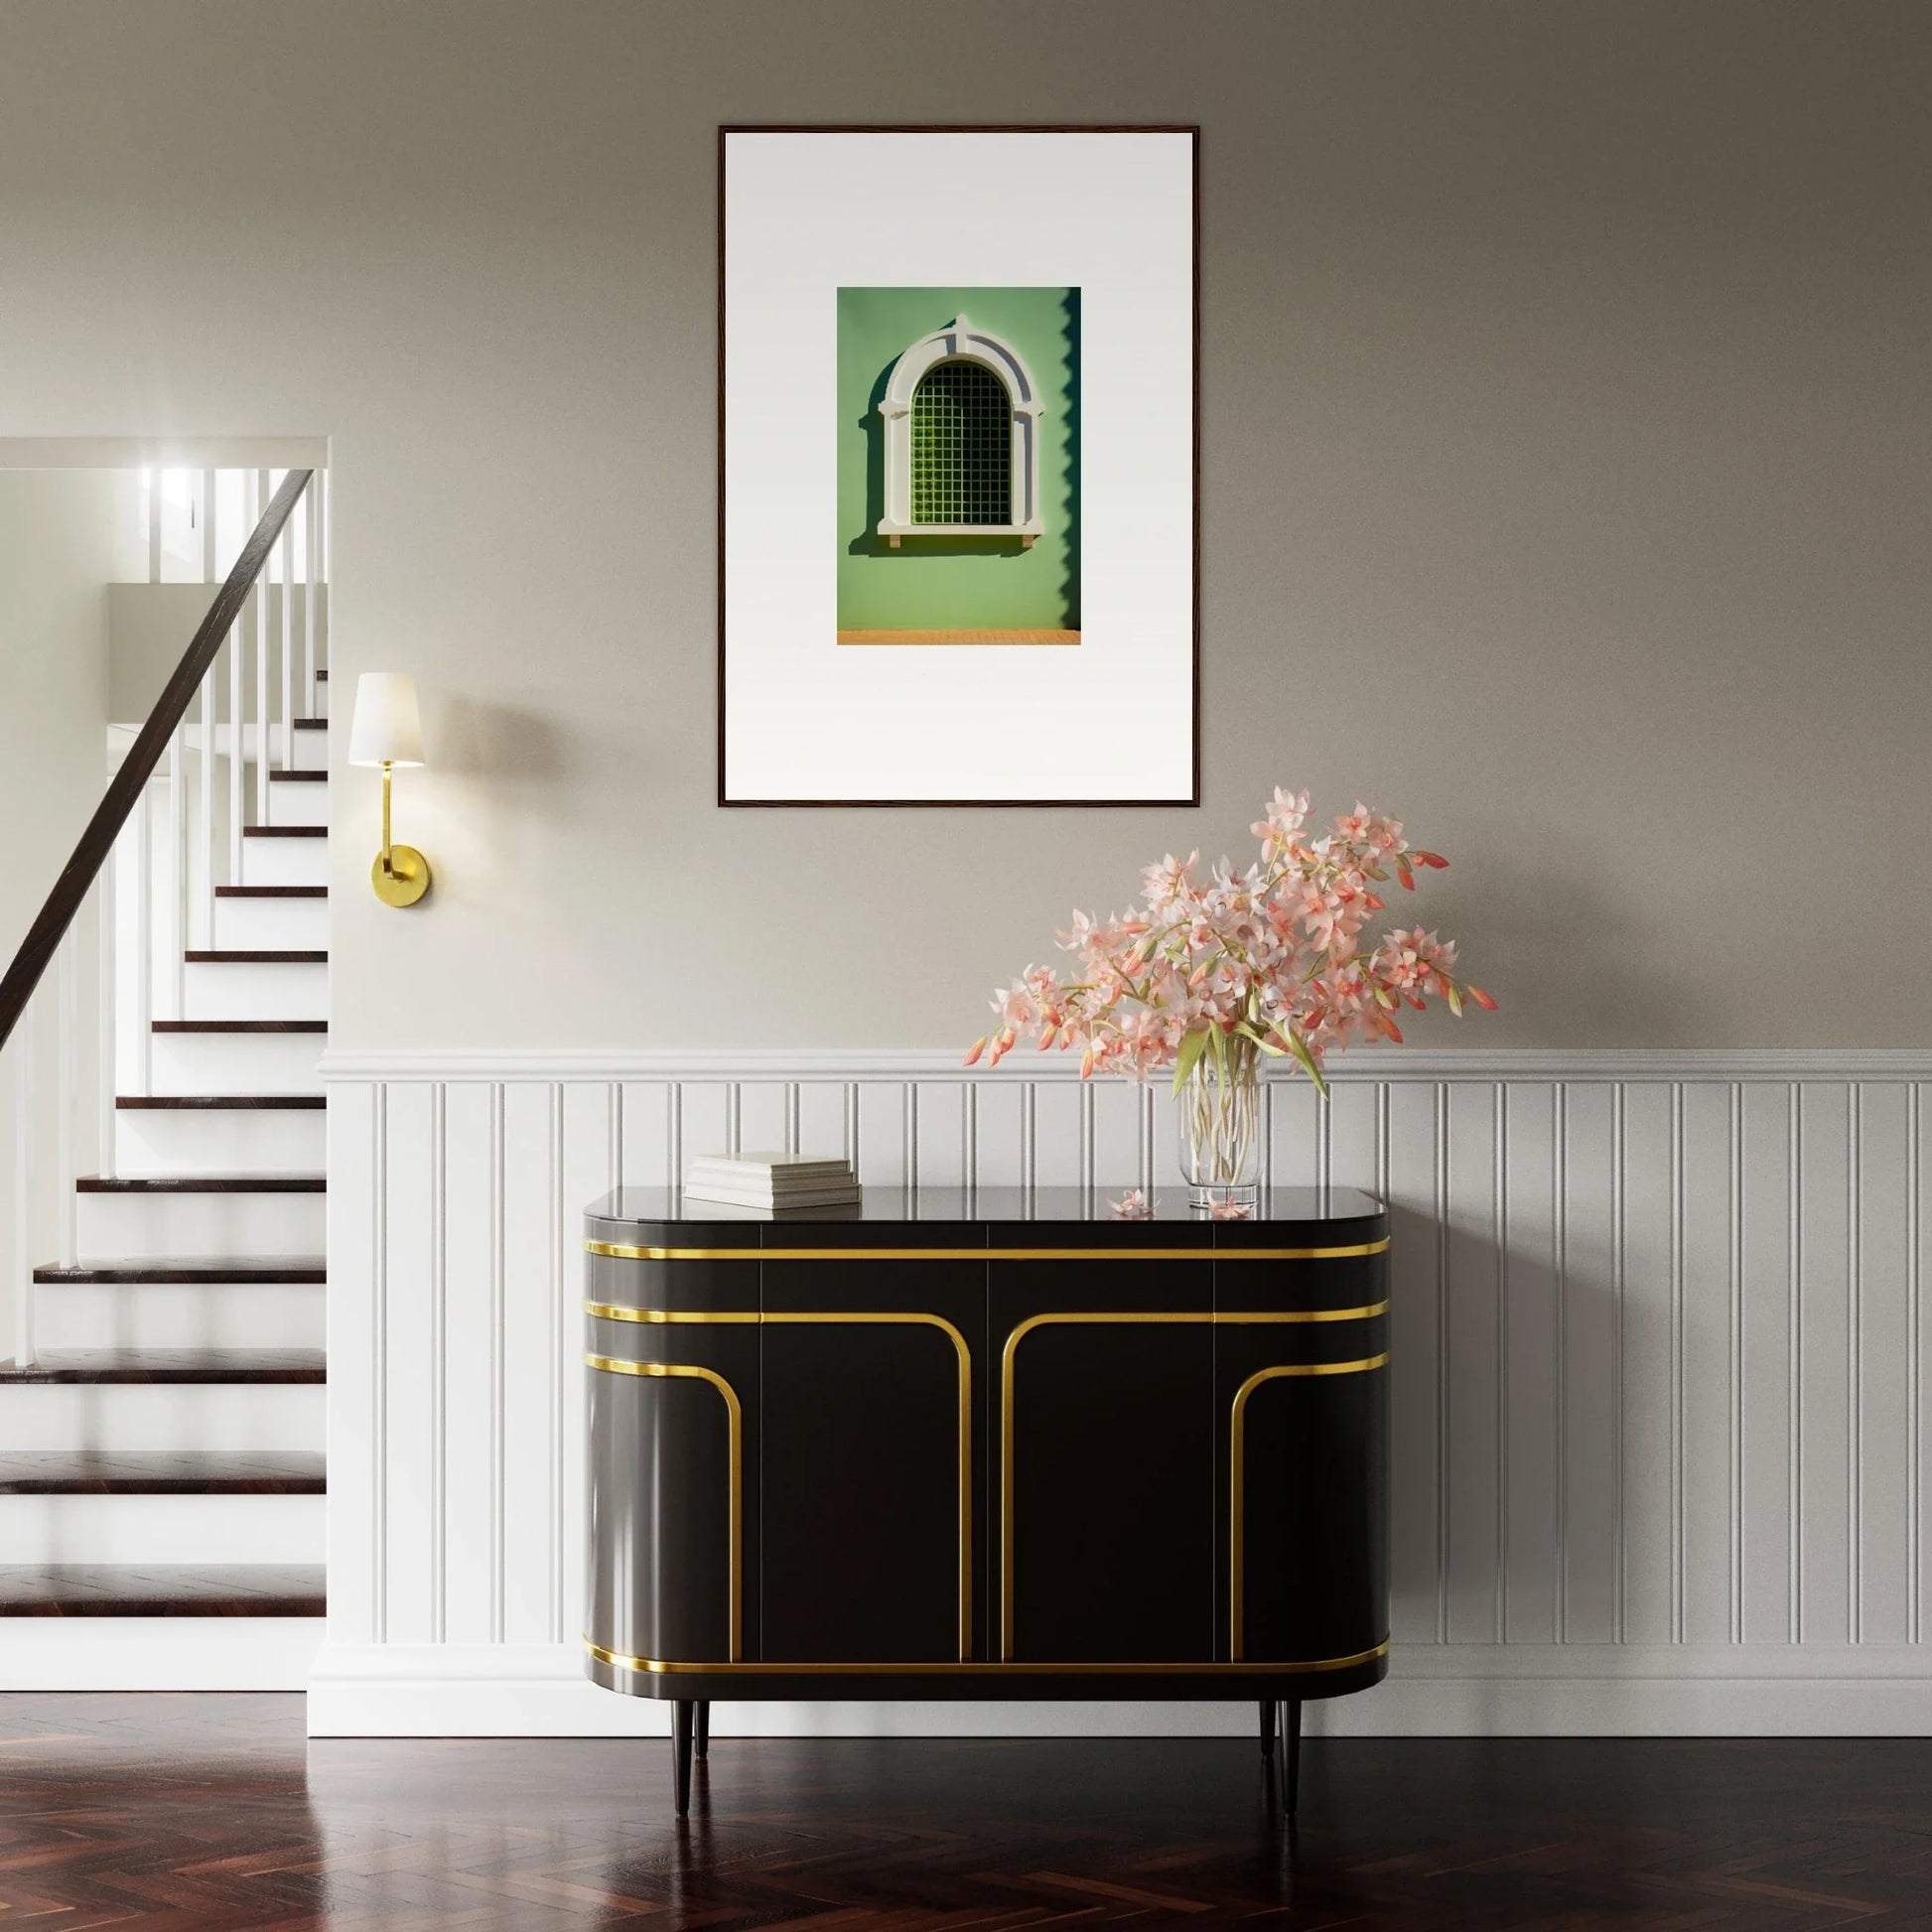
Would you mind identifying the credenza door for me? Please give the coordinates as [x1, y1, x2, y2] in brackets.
[585, 1245, 762, 1670]
[991, 1235, 1216, 1664]
[759, 1234, 988, 1663]
[1211, 1240, 1391, 1665]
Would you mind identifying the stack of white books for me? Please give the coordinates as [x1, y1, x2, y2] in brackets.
[683, 1152, 862, 1211]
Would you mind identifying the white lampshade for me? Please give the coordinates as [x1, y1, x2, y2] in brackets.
[347, 672, 427, 767]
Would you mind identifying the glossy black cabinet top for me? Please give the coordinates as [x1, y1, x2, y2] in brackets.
[586, 1185, 1386, 1241]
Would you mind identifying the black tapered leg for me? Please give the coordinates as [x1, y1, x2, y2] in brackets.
[1283, 1698, 1302, 1817]
[1258, 1700, 1276, 1760]
[671, 1700, 695, 1818]
[695, 1701, 710, 1762]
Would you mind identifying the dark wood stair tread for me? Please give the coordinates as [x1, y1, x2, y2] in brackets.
[34, 1259, 325, 1284]
[152, 1020, 327, 1034]
[0, 1450, 325, 1495]
[118, 1095, 326, 1110]
[215, 886, 327, 898]
[293, 717, 328, 731]
[0, 1564, 325, 1616]
[76, 1173, 324, 1192]
[268, 769, 328, 782]
[243, 825, 327, 838]
[184, 950, 327, 964]
[0, 1350, 325, 1384]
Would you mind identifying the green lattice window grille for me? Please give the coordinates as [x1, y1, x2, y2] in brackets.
[910, 359, 1012, 525]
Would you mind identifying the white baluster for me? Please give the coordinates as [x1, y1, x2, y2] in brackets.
[305, 478, 319, 709]
[254, 468, 270, 826]
[135, 783, 152, 1097]
[169, 723, 186, 1020]
[280, 498, 294, 770]
[202, 466, 217, 582]
[200, 659, 216, 946]
[97, 850, 116, 1182]
[11, 1002, 35, 1366]
[318, 471, 329, 686]
[147, 467, 162, 584]
[229, 474, 248, 888]
[58, 930, 76, 1270]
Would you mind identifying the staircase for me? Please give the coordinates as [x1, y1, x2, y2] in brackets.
[0, 471, 328, 1687]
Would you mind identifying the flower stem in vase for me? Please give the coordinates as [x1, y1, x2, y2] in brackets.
[1178, 1042, 1263, 1210]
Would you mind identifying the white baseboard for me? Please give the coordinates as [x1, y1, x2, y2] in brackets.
[0, 1619, 324, 1691]
[309, 1643, 670, 1737]
[305, 1642, 1932, 1738]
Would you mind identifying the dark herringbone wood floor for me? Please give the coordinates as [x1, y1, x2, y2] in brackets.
[1, 1696, 1930, 1928]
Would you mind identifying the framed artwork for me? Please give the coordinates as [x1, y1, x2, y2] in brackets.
[719, 126, 1199, 806]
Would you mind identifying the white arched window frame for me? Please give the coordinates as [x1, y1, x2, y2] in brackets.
[877, 315, 1044, 547]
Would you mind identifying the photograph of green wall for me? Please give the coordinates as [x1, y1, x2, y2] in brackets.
[837, 287, 1080, 646]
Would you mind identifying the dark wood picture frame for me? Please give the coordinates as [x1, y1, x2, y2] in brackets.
[717, 124, 1201, 808]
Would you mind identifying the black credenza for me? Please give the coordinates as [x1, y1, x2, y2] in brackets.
[583, 1186, 1389, 1815]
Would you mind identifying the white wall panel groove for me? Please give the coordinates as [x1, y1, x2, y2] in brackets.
[317, 1049, 1932, 1736]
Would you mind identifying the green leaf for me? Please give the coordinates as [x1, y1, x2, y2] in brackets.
[1171, 1026, 1210, 1098]
[1234, 1021, 1287, 1055]
[1448, 983, 1464, 1018]
[1284, 1028, 1329, 1098]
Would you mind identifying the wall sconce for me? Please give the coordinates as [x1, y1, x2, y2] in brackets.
[347, 672, 432, 907]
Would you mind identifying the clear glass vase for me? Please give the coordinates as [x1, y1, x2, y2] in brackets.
[1175, 1048, 1263, 1212]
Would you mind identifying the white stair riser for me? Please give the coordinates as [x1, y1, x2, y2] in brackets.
[241, 837, 328, 889]
[267, 781, 329, 828]
[291, 729, 329, 772]
[0, 1493, 324, 1566]
[77, 1190, 326, 1262]
[183, 959, 328, 1022]
[150, 1031, 324, 1095]
[0, 1384, 325, 1453]
[34, 1285, 323, 1352]
[213, 896, 329, 951]
[116, 1108, 326, 1176]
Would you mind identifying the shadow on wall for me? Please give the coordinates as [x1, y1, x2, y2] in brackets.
[1378, 1179, 1621, 1671]
[421, 696, 570, 895]
[849, 357, 1028, 560]
[433, 697, 569, 788]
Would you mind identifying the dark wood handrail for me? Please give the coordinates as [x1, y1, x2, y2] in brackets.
[0, 469, 315, 1053]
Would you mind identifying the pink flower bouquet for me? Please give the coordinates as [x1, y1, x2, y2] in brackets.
[966, 786, 1493, 1201]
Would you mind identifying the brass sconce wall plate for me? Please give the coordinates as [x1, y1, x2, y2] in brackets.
[372, 843, 431, 907]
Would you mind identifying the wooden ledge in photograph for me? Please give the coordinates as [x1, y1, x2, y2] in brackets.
[836, 628, 1082, 646]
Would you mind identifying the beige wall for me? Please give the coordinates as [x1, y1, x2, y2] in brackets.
[0, 1, 1925, 1050]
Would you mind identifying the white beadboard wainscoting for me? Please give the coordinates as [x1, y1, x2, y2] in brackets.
[311, 1047, 1932, 1737]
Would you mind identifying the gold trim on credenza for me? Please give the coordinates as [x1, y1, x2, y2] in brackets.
[997, 1311, 1389, 1660]
[587, 1305, 761, 1323]
[1228, 1353, 1390, 1660]
[585, 1308, 974, 1662]
[586, 1239, 1390, 1263]
[584, 1635, 1391, 1677]
[583, 1354, 743, 1661]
